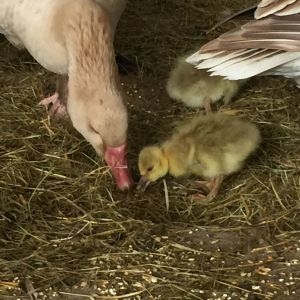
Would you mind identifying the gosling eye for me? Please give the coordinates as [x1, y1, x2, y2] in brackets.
[147, 166, 153, 172]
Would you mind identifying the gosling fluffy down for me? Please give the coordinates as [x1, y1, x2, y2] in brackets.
[166, 56, 246, 108]
[138, 113, 261, 184]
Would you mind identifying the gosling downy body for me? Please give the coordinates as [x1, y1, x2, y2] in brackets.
[138, 113, 261, 200]
[0, 0, 134, 190]
[166, 56, 245, 112]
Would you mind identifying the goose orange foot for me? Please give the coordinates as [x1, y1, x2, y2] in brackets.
[39, 92, 68, 117]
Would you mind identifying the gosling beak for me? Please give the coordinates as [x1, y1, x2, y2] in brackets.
[137, 176, 151, 192]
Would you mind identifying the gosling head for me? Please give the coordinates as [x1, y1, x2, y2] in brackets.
[137, 146, 169, 191]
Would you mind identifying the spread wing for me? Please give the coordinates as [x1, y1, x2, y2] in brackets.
[255, 0, 300, 18]
[187, 0, 300, 80]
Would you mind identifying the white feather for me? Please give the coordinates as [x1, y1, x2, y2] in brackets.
[275, 3, 300, 17]
[210, 52, 300, 80]
[258, 0, 278, 8]
[186, 50, 226, 64]
[195, 49, 256, 69]
[206, 49, 281, 73]
[255, 0, 296, 19]
[264, 57, 300, 76]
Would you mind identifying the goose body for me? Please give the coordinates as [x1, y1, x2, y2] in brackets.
[0, 0, 134, 190]
[0, 0, 126, 68]
[0, 0, 69, 73]
[187, 0, 300, 82]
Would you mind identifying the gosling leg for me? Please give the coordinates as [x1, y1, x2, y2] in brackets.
[203, 97, 212, 114]
[192, 175, 225, 201]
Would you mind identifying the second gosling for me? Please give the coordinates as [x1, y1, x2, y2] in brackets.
[166, 56, 246, 113]
[138, 113, 261, 200]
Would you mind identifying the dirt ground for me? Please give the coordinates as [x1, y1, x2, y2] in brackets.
[1, 0, 300, 299]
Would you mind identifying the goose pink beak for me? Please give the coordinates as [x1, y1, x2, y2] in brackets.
[104, 143, 134, 190]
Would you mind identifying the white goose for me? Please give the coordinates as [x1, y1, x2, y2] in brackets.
[0, 0, 134, 190]
[187, 0, 300, 87]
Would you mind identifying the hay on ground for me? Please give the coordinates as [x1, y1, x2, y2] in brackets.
[0, 1, 299, 299]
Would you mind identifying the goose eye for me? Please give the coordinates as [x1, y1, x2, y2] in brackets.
[147, 166, 153, 172]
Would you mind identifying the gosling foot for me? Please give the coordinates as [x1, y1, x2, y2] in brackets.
[192, 175, 224, 201]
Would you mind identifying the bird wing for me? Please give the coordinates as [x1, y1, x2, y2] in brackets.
[187, 1, 300, 80]
[206, 0, 300, 33]
[255, 0, 300, 19]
